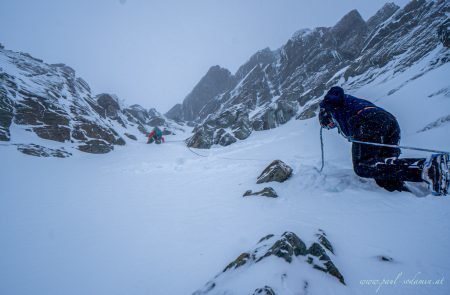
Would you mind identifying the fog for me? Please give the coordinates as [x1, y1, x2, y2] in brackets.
[0, 0, 410, 112]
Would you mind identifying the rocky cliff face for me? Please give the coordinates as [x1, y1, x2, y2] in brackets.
[166, 65, 237, 122]
[0, 48, 181, 156]
[172, 0, 449, 149]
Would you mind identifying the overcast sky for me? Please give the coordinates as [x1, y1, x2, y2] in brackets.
[0, 0, 410, 112]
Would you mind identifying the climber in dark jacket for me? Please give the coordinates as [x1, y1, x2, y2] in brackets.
[319, 86, 446, 194]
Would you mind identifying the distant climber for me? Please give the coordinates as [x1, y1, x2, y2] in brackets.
[147, 126, 165, 144]
[319, 86, 449, 196]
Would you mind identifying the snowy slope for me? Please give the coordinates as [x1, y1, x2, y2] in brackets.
[1, 54, 449, 294]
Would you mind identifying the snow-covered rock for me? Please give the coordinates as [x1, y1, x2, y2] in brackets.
[256, 160, 293, 184]
[193, 231, 345, 294]
[170, 0, 448, 149]
[16, 143, 72, 158]
[0, 47, 182, 156]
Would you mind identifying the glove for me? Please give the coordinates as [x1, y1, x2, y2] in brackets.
[319, 108, 336, 129]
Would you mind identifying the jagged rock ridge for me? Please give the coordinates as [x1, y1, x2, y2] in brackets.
[167, 0, 449, 149]
[166, 65, 237, 122]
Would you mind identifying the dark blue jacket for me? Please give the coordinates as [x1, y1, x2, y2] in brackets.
[319, 87, 392, 139]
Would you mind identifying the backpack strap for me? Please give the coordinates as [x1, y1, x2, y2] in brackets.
[356, 106, 376, 116]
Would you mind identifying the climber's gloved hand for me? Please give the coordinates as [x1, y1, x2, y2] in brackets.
[319, 108, 336, 129]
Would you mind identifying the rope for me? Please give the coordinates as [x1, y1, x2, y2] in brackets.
[319, 128, 449, 172]
[349, 139, 450, 154]
[187, 146, 273, 162]
[319, 127, 325, 173]
[187, 146, 208, 157]
[216, 156, 272, 162]
[164, 139, 187, 143]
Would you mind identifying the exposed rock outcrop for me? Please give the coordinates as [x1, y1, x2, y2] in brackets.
[16, 144, 72, 158]
[252, 286, 276, 295]
[166, 65, 237, 122]
[243, 187, 278, 198]
[418, 114, 450, 133]
[366, 3, 400, 32]
[193, 230, 345, 294]
[256, 160, 293, 184]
